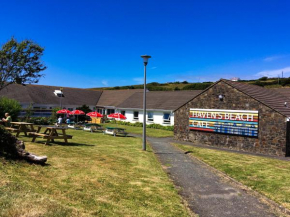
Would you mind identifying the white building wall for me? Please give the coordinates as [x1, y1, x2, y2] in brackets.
[116, 109, 174, 126]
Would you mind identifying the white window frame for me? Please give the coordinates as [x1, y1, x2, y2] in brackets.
[147, 112, 154, 122]
[163, 113, 171, 124]
[133, 111, 139, 120]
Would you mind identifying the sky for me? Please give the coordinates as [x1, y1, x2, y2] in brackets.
[0, 0, 290, 88]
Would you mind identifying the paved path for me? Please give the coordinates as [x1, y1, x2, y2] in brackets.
[147, 137, 277, 217]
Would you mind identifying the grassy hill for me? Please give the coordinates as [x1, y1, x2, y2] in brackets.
[88, 77, 290, 91]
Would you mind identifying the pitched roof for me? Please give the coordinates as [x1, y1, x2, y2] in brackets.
[0, 84, 103, 106]
[271, 88, 290, 100]
[222, 79, 290, 117]
[96, 89, 143, 107]
[174, 79, 290, 117]
[117, 90, 202, 111]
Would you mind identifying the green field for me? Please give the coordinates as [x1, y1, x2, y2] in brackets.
[175, 143, 290, 210]
[0, 130, 191, 217]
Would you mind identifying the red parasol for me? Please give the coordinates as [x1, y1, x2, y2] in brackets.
[86, 112, 103, 117]
[107, 113, 126, 120]
[70, 110, 85, 115]
[69, 110, 85, 123]
[56, 109, 71, 114]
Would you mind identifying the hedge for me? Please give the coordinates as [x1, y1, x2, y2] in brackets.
[109, 120, 174, 131]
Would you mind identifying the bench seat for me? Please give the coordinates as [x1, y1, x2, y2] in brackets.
[5, 127, 20, 132]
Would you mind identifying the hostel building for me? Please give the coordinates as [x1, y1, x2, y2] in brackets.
[174, 79, 290, 156]
[116, 91, 201, 126]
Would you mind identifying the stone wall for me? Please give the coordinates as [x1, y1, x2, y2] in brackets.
[174, 81, 287, 156]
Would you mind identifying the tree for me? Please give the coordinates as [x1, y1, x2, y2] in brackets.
[76, 104, 92, 114]
[24, 103, 34, 121]
[259, 76, 268, 81]
[0, 97, 22, 120]
[0, 37, 47, 91]
[51, 107, 61, 121]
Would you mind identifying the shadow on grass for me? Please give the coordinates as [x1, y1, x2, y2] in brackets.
[33, 141, 95, 147]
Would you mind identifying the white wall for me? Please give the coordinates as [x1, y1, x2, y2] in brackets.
[116, 109, 174, 126]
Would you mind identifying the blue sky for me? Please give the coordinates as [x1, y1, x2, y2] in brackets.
[1, 0, 290, 88]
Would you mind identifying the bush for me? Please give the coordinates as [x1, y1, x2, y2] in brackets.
[51, 107, 61, 120]
[281, 78, 290, 86]
[76, 104, 92, 114]
[253, 81, 265, 87]
[17, 117, 55, 125]
[259, 76, 268, 81]
[109, 120, 174, 131]
[182, 82, 212, 90]
[0, 97, 22, 121]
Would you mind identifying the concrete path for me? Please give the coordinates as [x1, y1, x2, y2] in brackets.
[147, 137, 277, 217]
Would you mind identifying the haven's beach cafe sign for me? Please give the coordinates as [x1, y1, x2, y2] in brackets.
[189, 109, 258, 137]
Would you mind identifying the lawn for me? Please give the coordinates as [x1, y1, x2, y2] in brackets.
[0, 130, 191, 217]
[103, 123, 173, 138]
[175, 143, 290, 210]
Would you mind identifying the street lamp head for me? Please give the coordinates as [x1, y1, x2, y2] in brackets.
[141, 55, 151, 66]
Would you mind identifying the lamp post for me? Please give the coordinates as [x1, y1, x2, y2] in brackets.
[141, 55, 151, 151]
[60, 87, 63, 109]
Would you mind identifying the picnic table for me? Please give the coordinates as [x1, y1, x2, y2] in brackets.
[6, 122, 36, 137]
[29, 126, 73, 145]
[104, 127, 128, 137]
[83, 123, 104, 133]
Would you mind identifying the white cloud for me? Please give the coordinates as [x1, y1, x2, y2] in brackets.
[101, 80, 108, 86]
[133, 77, 144, 84]
[256, 66, 290, 77]
[263, 56, 280, 62]
[150, 67, 157, 70]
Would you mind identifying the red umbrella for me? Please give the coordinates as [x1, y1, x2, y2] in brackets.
[70, 110, 85, 123]
[108, 113, 126, 120]
[86, 112, 103, 117]
[70, 110, 85, 115]
[56, 109, 71, 114]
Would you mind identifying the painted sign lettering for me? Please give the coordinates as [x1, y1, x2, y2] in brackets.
[189, 109, 258, 137]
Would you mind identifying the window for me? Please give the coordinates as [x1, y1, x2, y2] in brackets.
[163, 113, 171, 124]
[133, 111, 139, 120]
[147, 112, 153, 121]
[121, 110, 126, 115]
[107, 109, 115, 115]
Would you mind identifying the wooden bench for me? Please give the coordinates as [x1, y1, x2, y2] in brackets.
[104, 127, 128, 137]
[84, 124, 104, 133]
[29, 127, 73, 145]
[5, 127, 20, 133]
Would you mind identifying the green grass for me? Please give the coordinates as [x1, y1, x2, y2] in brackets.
[103, 123, 173, 138]
[0, 130, 191, 217]
[174, 143, 290, 210]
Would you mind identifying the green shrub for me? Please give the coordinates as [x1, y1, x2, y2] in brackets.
[182, 82, 212, 90]
[109, 120, 174, 131]
[281, 78, 290, 86]
[253, 80, 265, 87]
[51, 107, 61, 120]
[259, 76, 268, 81]
[0, 97, 22, 121]
[18, 117, 55, 125]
